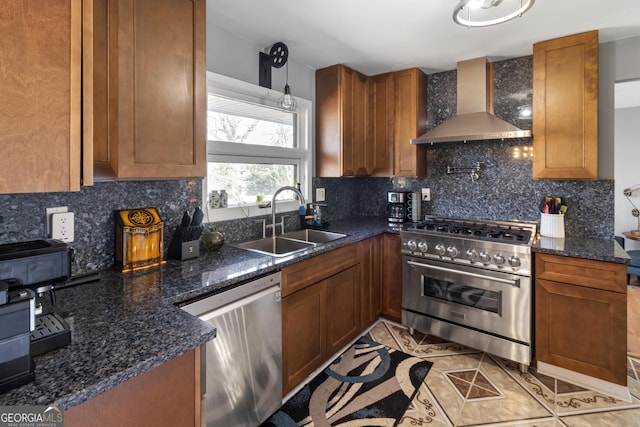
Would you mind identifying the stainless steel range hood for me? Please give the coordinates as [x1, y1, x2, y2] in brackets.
[411, 57, 531, 144]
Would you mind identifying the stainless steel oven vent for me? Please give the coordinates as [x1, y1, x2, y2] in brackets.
[411, 57, 531, 144]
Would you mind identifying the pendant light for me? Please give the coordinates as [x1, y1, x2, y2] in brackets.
[279, 61, 297, 112]
[453, 0, 535, 28]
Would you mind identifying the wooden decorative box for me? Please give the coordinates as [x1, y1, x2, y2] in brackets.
[114, 207, 166, 272]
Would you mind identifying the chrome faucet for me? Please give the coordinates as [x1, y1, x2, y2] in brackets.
[269, 185, 306, 237]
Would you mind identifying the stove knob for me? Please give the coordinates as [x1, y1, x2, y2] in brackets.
[418, 241, 428, 253]
[508, 256, 521, 268]
[447, 246, 459, 258]
[435, 243, 446, 256]
[407, 239, 417, 252]
[494, 254, 506, 265]
[465, 249, 478, 261]
[479, 252, 491, 263]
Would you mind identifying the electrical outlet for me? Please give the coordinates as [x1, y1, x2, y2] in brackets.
[316, 188, 326, 202]
[51, 212, 74, 242]
[46, 206, 68, 236]
[422, 188, 431, 201]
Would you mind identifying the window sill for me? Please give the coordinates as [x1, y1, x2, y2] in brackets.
[207, 200, 300, 222]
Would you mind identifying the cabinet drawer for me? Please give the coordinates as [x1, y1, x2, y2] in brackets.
[282, 244, 359, 297]
[535, 253, 627, 293]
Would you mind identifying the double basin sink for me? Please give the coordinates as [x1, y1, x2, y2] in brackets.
[234, 229, 347, 257]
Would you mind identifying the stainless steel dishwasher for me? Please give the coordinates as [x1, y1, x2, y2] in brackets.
[181, 272, 282, 427]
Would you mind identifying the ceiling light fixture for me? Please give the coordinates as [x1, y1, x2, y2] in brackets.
[453, 0, 535, 28]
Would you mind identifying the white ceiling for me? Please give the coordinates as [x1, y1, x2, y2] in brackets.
[206, 0, 640, 75]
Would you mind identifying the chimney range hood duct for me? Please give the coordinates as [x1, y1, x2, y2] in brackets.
[411, 57, 531, 144]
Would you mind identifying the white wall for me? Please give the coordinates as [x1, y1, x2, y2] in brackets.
[616, 36, 640, 82]
[615, 106, 640, 250]
[613, 36, 640, 250]
[205, 23, 315, 102]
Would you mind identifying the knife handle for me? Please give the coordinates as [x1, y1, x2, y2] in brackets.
[191, 207, 204, 226]
[181, 211, 192, 228]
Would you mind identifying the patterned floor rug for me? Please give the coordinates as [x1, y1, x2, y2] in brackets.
[261, 337, 433, 426]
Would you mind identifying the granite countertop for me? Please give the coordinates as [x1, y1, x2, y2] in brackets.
[0, 217, 394, 410]
[532, 235, 630, 264]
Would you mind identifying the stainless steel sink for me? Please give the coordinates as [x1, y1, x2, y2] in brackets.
[233, 237, 316, 257]
[281, 229, 347, 244]
[233, 230, 347, 257]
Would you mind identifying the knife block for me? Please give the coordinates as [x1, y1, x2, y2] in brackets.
[114, 208, 166, 272]
[168, 225, 204, 260]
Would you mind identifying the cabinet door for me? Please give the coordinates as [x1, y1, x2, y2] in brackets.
[533, 30, 598, 179]
[360, 236, 383, 328]
[0, 0, 92, 193]
[536, 278, 627, 385]
[66, 348, 200, 427]
[282, 282, 327, 395]
[394, 68, 427, 177]
[382, 233, 403, 322]
[368, 73, 395, 176]
[326, 265, 361, 356]
[316, 65, 342, 177]
[94, 0, 206, 180]
[351, 71, 369, 175]
[340, 67, 368, 176]
[316, 64, 368, 177]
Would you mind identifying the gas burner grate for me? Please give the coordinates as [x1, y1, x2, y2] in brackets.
[409, 217, 534, 244]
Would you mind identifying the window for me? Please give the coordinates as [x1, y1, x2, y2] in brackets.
[205, 72, 312, 221]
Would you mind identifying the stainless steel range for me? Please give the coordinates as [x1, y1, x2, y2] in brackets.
[401, 216, 537, 368]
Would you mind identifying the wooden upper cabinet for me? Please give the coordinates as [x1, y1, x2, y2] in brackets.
[316, 64, 369, 177]
[316, 65, 428, 177]
[93, 0, 206, 180]
[532, 30, 599, 180]
[368, 73, 395, 176]
[394, 68, 427, 177]
[0, 0, 93, 194]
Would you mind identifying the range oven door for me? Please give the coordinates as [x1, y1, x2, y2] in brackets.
[402, 256, 531, 344]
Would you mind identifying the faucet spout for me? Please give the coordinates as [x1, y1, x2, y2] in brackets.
[271, 185, 306, 238]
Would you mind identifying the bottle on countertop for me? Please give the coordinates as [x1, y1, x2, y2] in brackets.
[219, 190, 228, 208]
[313, 204, 322, 226]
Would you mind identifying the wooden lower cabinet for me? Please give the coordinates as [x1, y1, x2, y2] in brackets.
[282, 280, 327, 395]
[66, 348, 201, 427]
[281, 244, 361, 395]
[326, 265, 361, 356]
[359, 236, 383, 328]
[382, 233, 403, 322]
[535, 253, 627, 385]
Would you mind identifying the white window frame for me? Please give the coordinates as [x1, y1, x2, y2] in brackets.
[204, 72, 313, 222]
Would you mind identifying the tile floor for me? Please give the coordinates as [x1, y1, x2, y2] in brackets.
[365, 321, 640, 426]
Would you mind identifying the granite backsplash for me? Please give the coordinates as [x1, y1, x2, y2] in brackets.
[0, 56, 613, 276]
[0, 180, 202, 275]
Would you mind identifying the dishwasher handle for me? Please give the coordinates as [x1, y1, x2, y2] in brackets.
[198, 285, 280, 322]
[180, 272, 282, 317]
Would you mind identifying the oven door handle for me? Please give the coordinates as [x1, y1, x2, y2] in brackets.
[407, 260, 520, 287]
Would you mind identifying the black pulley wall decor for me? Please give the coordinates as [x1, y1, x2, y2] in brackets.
[259, 42, 289, 89]
[258, 41, 298, 112]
